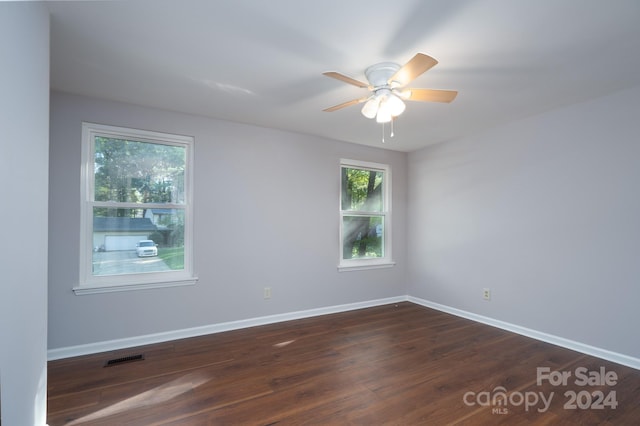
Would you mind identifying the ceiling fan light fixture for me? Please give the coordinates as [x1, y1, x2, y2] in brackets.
[375, 100, 393, 123]
[361, 96, 380, 119]
[386, 93, 406, 116]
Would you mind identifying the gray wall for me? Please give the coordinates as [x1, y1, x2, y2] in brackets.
[48, 74, 640, 364]
[48, 92, 407, 349]
[407, 85, 640, 358]
[0, 3, 49, 425]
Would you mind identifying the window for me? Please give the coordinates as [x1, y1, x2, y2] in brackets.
[339, 159, 394, 271]
[75, 123, 196, 294]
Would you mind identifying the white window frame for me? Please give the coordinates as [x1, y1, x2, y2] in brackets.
[338, 159, 395, 272]
[74, 122, 197, 295]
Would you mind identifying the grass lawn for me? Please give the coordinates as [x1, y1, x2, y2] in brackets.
[158, 246, 184, 270]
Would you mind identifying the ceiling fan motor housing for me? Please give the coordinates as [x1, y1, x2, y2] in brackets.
[365, 62, 401, 89]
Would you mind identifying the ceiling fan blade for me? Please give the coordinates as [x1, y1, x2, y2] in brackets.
[405, 88, 458, 103]
[388, 53, 438, 87]
[323, 97, 367, 112]
[323, 71, 369, 88]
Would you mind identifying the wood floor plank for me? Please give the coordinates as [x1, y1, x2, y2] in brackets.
[47, 302, 640, 425]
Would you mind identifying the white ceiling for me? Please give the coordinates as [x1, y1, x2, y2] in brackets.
[47, 0, 640, 152]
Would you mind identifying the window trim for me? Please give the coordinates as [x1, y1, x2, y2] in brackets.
[75, 122, 197, 295]
[338, 159, 395, 272]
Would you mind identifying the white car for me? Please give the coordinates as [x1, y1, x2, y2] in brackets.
[136, 240, 158, 257]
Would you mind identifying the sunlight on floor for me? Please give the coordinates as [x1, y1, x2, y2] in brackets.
[66, 372, 209, 425]
[273, 340, 296, 348]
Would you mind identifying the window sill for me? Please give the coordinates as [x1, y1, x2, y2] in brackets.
[73, 277, 198, 295]
[337, 261, 396, 272]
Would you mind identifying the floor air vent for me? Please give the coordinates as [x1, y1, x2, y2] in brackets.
[104, 353, 145, 367]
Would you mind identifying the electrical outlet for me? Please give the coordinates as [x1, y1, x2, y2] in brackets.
[483, 288, 491, 301]
[264, 287, 272, 299]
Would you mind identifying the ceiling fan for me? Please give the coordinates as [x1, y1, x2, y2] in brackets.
[322, 53, 457, 124]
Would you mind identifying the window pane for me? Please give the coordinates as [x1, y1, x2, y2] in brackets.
[93, 136, 186, 204]
[342, 215, 384, 259]
[341, 167, 383, 212]
[92, 207, 185, 276]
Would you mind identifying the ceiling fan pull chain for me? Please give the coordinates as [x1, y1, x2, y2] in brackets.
[390, 118, 395, 138]
[382, 122, 385, 143]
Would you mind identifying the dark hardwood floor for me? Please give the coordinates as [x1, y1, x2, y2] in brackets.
[48, 302, 640, 425]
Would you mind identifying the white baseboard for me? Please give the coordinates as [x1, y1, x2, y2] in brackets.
[47, 296, 407, 361]
[48, 295, 640, 370]
[408, 296, 640, 371]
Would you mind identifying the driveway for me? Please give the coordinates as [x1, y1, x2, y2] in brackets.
[93, 250, 170, 275]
